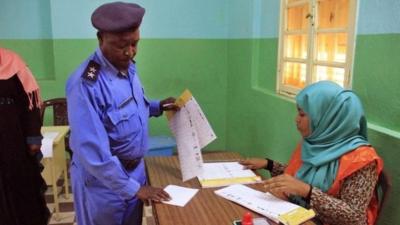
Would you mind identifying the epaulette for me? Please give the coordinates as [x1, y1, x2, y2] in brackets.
[82, 60, 100, 82]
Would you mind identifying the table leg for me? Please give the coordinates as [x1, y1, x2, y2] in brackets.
[63, 160, 70, 199]
[51, 159, 61, 221]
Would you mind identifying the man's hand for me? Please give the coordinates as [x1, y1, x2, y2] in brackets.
[28, 144, 42, 156]
[137, 186, 171, 205]
[160, 97, 179, 111]
[263, 174, 311, 200]
[239, 158, 268, 170]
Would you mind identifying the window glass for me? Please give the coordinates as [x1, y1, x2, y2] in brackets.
[317, 0, 349, 29]
[283, 62, 307, 88]
[287, 4, 309, 31]
[314, 65, 345, 86]
[285, 35, 308, 59]
[316, 33, 347, 63]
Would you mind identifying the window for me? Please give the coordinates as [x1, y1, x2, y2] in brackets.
[276, 0, 358, 96]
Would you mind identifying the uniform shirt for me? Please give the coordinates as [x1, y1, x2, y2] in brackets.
[66, 48, 161, 200]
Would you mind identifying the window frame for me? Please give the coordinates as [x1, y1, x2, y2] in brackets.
[276, 0, 359, 97]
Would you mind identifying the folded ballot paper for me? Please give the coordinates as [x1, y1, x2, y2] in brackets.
[197, 162, 261, 188]
[167, 89, 217, 181]
[215, 184, 315, 225]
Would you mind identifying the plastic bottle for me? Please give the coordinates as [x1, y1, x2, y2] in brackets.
[241, 212, 253, 225]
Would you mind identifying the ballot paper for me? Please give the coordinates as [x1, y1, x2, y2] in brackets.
[215, 184, 315, 225]
[161, 185, 199, 207]
[40, 131, 59, 158]
[198, 162, 262, 188]
[167, 90, 217, 181]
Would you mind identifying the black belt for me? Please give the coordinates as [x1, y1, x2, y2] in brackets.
[0, 97, 14, 105]
[120, 158, 142, 170]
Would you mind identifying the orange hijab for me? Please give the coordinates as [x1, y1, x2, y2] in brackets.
[0, 48, 42, 109]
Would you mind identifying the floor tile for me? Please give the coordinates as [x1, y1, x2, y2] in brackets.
[49, 212, 75, 224]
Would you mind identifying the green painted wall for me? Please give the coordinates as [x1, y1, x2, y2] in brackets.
[354, 34, 400, 224]
[226, 38, 297, 161]
[0, 40, 55, 80]
[353, 34, 400, 131]
[226, 34, 400, 225]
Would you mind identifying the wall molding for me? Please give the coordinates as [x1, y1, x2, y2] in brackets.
[368, 122, 400, 139]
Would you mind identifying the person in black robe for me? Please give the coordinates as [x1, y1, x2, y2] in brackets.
[0, 47, 50, 225]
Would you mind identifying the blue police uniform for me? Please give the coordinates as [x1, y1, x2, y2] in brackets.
[66, 48, 161, 225]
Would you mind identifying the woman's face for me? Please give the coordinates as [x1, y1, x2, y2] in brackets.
[296, 106, 311, 137]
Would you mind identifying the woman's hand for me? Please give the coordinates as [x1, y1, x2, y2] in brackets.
[239, 158, 268, 170]
[263, 174, 310, 200]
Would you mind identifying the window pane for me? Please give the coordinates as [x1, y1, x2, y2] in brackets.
[318, 0, 349, 29]
[283, 62, 306, 88]
[287, 4, 309, 31]
[314, 65, 345, 86]
[285, 35, 308, 59]
[316, 33, 347, 63]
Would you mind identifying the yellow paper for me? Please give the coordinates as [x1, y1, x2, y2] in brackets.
[278, 207, 316, 225]
[199, 176, 261, 188]
[166, 89, 192, 120]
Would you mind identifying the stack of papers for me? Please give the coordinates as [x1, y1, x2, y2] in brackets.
[215, 184, 315, 225]
[198, 162, 261, 188]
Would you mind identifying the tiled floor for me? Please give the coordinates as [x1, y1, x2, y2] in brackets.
[45, 169, 155, 225]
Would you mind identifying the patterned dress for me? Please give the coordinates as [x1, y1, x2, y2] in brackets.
[0, 75, 50, 225]
[269, 160, 378, 225]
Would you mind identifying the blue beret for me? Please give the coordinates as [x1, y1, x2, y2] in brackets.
[91, 2, 145, 32]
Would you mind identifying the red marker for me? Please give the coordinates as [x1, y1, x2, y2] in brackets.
[242, 212, 253, 225]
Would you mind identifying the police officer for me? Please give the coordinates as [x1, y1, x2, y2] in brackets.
[66, 2, 178, 225]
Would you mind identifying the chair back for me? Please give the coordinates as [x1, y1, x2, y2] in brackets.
[40, 98, 68, 125]
[375, 169, 392, 224]
[40, 97, 73, 158]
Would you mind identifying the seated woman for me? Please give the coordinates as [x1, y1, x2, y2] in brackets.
[240, 81, 383, 225]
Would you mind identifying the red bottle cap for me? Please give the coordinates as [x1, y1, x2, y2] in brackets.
[241, 212, 253, 225]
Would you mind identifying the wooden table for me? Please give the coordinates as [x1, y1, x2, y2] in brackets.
[41, 125, 70, 220]
[145, 151, 315, 225]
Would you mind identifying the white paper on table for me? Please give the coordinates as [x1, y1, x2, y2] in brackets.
[161, 185, 199, 207]
[253, 218, 271, 225]
[215, 184, 300, 223]
[40, 131, 59, 158]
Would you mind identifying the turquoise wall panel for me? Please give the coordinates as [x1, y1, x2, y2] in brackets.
[2, 0, 399, 39]
[357, 0, 400, 34]
[0, 0, 52, 39]
[47, 0, 230, 39]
